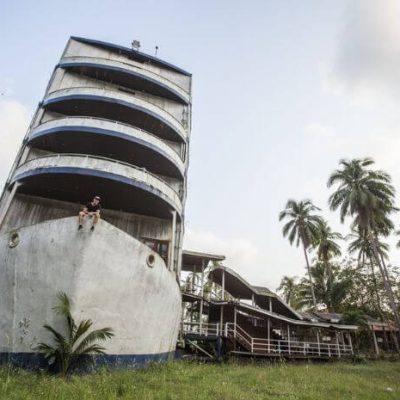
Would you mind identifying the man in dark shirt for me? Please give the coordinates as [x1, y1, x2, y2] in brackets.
[78, 196, 102, 231]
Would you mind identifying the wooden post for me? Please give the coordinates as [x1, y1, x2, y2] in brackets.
[190, 270, 194, 293]
[234, 306, 237, 339]
[199, 259, 205, 334]
[221, 269, 225, 300]
[220, 305, 224, 335]
[180, 301, 185, 338]
[382, 326, 390, 351]
[269, 297, 272, 312]
[317, 330, 321, 356]
[287, 325, 291, 355]
[336, 332, 341, 358]
[348, 332, 353, 355]
[371, 326, 380, 355]
[267, 318, 271, 353]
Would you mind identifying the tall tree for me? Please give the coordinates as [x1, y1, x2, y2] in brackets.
[277, 276, 298, 307]
[327, 158, 400, 332]
[279, 199, 323, 308]
[348, 228, 389, 319]
[315, 220, 342, 264]
[310, 261, 351, 312]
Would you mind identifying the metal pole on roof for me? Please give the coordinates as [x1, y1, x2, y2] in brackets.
[199, 259, 205, 334]
[269, 297, 272, 312]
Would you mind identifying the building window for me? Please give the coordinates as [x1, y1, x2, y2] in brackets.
[142, 238, 169, 265]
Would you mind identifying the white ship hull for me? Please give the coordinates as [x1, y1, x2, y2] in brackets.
[0, 217, 181, 367]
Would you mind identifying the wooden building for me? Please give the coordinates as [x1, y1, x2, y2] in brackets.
[180, 251, 357, 360]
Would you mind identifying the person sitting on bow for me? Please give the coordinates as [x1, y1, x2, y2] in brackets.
[78, 195, 101, 231]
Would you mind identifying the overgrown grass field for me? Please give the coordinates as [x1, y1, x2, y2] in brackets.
[0, 361, 399, 399]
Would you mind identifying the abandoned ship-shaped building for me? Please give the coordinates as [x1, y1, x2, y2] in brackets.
[0, 37, 191, 366]
[180, 252, 359, 360]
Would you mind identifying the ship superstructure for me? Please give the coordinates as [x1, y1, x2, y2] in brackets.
[0, 37, 191, 366]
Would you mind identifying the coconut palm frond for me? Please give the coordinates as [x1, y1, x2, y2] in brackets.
[73, 327, 114, 355]
[35, 293, 114, 376]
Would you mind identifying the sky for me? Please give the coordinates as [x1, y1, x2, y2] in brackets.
[1, 0, 400, 290]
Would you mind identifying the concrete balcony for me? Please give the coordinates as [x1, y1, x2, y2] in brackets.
[11, 155, 182, 219]
[43, 87, 187, 143]
[59, 56, 190, 104]
[28, 117, 185, 179]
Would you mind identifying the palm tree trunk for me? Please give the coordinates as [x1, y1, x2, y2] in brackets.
[369, 257, 385, 318]
[379, 253, 400, 352]
[302, 244, 317, 308]
[369, 257, 390, 351]
[369, 232, 400, 352]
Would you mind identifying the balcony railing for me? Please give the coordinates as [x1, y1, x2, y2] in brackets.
[11, 154, 183, 214]
[225, 323, 353, 357]
[44, 87, 187, 142]
[59, 56, 190, 104]
[29, 116, 185, 176]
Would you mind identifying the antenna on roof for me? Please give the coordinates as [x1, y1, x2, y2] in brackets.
[155, 46, 159, 56]
[131, 40, 141, 52]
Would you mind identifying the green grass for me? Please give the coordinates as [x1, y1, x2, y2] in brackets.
[0, 361, 399, 399]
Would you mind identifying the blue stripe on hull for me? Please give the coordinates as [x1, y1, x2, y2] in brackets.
[0, 352, 176, 370]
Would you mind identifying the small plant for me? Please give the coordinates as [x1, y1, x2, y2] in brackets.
[36, 292, 114, 376]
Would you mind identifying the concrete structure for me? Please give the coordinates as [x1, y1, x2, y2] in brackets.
[0, 37, 191, 367]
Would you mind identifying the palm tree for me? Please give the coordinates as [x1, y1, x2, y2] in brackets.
[277, 276, 298, 306]
[279, 199, 323, 308]
[327, 158, 400, 331]
[36, 292, 114, 376]
[314, 220, 342, 264]
[348, 229, 389, 319]
[310, 261, 351, 312]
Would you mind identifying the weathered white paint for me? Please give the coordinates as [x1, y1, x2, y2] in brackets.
[1, 194, 173, 242]
[29, 117, 185, 172]
[60, 56, 190, 103]
[44, 87, 187, 142]
[0, 37, 191, 366]
[0, 217, 181, 355]
[64, 39, 191, 92]
[11, 154, 183, 215]
[48, 69, 186, 123]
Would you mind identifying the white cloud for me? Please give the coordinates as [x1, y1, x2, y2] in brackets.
[326, 0, 400, 104]
[0, 100, 32, 189]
